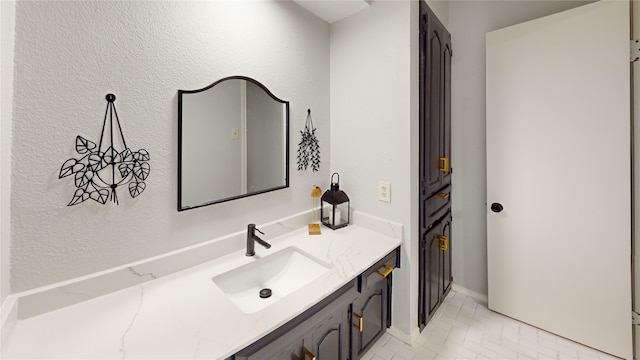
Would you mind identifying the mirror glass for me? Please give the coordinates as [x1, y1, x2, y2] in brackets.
[178, 76, 289, 210]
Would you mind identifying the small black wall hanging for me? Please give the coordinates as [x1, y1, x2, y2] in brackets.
[59, 94, 150, 206]
[297, 109, 321, 172]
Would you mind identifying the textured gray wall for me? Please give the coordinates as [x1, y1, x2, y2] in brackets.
[10, 0, 330, 293]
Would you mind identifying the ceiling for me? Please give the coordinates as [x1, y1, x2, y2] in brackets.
[292, 0, 371, 24]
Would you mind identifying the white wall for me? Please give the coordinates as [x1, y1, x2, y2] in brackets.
[426, 0, 449, 28]
[0, 0, 15, 304]
[448, 0, 595, 296]
[330, 0, 418, 338]
[9, 0, 330, 293]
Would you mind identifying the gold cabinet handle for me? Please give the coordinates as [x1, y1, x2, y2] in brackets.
[438, 192, 449, 199]
[303, 347, 316, 360]
[439, 235, 449, 251]
[376, 264, 394, 277]
[439, 157, 449, 172]
[353, 312, 363, 332]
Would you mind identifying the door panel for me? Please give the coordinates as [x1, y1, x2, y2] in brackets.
[486, 1, 631, 358]
[440, 213, 452, 297]
[426, 31, 442, 196]
[352, 282, 387, 359]
[308, 303, 349, 360]
[441, 43, 452, 186]
[312, 326, 341, 360]
[427, 229, 440, 316]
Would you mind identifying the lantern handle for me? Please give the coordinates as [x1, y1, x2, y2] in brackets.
[331, 172, 339, 184]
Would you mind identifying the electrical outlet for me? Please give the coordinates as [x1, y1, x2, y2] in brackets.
[379, 181, 391, 203]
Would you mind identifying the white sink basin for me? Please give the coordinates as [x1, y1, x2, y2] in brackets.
[212, 247, 331, 314]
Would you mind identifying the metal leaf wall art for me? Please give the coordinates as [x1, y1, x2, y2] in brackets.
[297, 109, 321, 172]
[59, 94, 151, 206]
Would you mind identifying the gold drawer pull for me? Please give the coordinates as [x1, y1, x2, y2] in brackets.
[438, 192, 449, 199]
[376, 264, 394, 277]
[439, 235, 449, 251]
[439, 157, 449, 172]
[303, 347, 316, 360]
[353, 312, 363, 332]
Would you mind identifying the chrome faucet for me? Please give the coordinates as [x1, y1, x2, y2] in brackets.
[246, 223, 270, 256]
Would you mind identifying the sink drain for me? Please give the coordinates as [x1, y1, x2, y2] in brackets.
[259, 288, 272, 298]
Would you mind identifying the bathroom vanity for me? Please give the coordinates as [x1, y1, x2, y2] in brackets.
[233, 247, 399, 360]
[3, 219, 401, 360]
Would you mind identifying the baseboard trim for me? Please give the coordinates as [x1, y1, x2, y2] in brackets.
[451, 283, 488, 306]
[1, 295, 18, 356]
[386, 326, 414, 345]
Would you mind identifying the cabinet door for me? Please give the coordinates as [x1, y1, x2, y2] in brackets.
[351, 279, 388, 359]
[419, 210, 452, 329]
[234, 332, 302, 360]
[304, 304, 350, 360]
[419, 0, 452, 198]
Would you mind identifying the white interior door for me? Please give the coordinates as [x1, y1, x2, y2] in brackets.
[486, 1, 631, 359]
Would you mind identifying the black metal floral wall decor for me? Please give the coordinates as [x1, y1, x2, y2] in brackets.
[297, 109, 321, 172]
[59, 94, 150, 206]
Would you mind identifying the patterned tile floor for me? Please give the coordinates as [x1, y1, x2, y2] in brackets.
[362, 291, 621, 360]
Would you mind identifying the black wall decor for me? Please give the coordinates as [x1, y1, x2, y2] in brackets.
[297, 109, 320, 172]
[59, 94, 150, 206]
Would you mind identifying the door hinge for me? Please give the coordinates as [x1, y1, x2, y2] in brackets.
[632, 311, 640, 325]
[631, 39, 640, 63]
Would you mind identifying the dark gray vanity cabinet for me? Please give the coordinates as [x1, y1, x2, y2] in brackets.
[234, 282, 354, 360]
[233, 247, 400, 360]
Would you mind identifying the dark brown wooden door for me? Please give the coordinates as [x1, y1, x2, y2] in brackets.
[420, 1, 451, 201]
[418, 0, 452, 331]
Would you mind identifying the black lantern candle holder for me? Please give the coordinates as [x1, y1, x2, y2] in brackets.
[321, 173, 350, 229]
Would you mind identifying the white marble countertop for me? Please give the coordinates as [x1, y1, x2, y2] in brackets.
[4, 225, 401, 359]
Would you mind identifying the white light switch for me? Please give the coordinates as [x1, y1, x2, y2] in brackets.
[231, 128, 239, 140]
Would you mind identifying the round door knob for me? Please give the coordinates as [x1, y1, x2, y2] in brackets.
[490, 203, 503, 213]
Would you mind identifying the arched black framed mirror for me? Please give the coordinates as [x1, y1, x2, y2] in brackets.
[178, 76, 289, 211]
